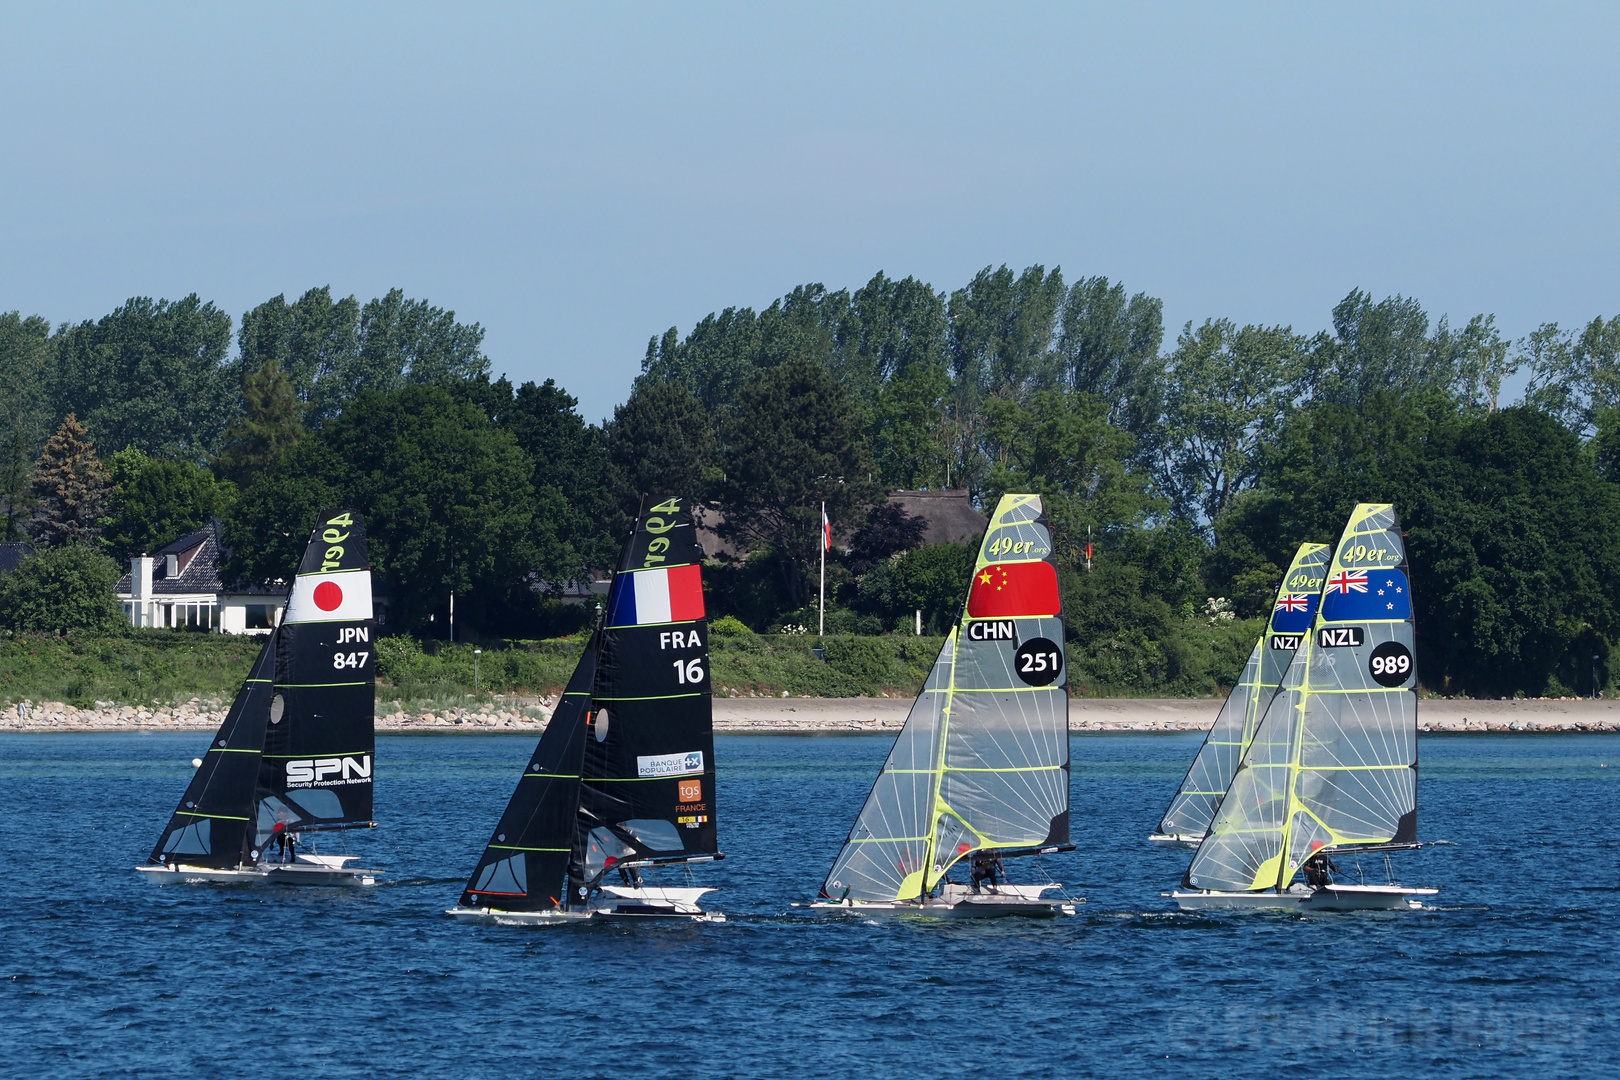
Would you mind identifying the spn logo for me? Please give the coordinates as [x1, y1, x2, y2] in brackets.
[286, 755, 372, 786]
[678, 778, 702, 802]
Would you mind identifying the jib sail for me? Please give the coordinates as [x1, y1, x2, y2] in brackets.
[574, 495, 717, 882]
[256, 509, 376, 845]
[821, 494, 1069, 903]
[1155, 542, 1329, 840]
[1185, 504, 1418, 893]
[459, 638, 596, 911]
[148, 634, 278, 867]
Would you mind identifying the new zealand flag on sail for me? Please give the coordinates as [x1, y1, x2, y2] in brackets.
[1321, 568, 1412, 621]
[1270, 593, 1317, 633]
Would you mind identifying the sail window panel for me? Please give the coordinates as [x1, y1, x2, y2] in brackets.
[583, 827, 636, 877]
[942, 690, 1067, 773]
[824, 838, 929, 902]
[847, 769, 934, 843]
[938, 767, 1067, 847]
[1292, 767, 1415, 851]
[949, 618, 1066, 692]
[473, 855, 528, 896]
[618, 818, 685, 851]
[160, 819, 212, 856]
[1298, 692, 1416, 771]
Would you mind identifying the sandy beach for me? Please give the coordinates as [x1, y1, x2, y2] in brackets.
[2, 695, 1618, 734]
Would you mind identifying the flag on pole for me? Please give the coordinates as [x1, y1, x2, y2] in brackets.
[822, 508, 832, 552]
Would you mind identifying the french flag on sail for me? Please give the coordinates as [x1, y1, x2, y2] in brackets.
[607, 564, 705, 627]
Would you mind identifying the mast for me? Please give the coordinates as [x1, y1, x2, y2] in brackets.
[1185, 504, 1418, 893]
[1155, 542, 1328, 839]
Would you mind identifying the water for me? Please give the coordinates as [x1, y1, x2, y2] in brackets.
[2, 731, 1615, 1077]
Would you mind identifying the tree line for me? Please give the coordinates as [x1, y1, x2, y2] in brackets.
[2, 271, 1618, 697]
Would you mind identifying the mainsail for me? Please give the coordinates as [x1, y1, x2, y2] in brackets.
[821, 494, 1069, 903]
[1184, 504, 1417, 893]
[149, 509, 376, 868]
[1155, 542, 1329, 840]
[460, 495, 717, 912]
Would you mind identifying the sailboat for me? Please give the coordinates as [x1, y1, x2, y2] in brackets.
[1149, 541, 1329, 847]
[813, 494, 1076, 918]
[1172, 503, 1437, 911]
[448, 496, 723, 925]
[137, 510, 380, 886]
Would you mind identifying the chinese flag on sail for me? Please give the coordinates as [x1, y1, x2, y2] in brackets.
[967, 561, 1060, 618]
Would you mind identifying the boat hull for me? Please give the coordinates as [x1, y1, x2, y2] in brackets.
[1148, 833, 1201, 849]
[1171, 884, 1438, 911]
[813, 883, 1077, 919]
[448, 885, 723, 925]
[135, 854, 378, 887]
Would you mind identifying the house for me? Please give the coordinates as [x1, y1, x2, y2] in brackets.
[116, 522, 291, 634]
[885, 490, 988, 546]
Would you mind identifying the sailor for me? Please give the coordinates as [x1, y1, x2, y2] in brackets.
[272, 822, 289, 863]
[617, 864, 643, 887]
[1303, 852, 1339, 890]
[969, 850, 1004, 894]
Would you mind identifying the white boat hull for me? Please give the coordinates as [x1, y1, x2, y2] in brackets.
[1171, 883, 1438, 911]
[136, 853, 378, 887]
[813, 883, 1077, 919]
[1148, 833, 1202, 849]
[448, 885, 723, 925]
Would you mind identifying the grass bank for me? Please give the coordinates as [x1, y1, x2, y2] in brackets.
[0, 619, 1265, 711]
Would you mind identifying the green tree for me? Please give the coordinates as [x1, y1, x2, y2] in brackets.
[211, 357, 306, 487]
[604, 381, 719, 518]
[237, 286, 361, 421]
[227, 385, 537, 635]
[1157, 319, 1308, 523]
[102, 448, 235, 562]
[29, 414, 112, 547]
[52, 295, 236, 460]
[497, 378, 616, 579]
[1521, 314, 1620, 435]
[717, 357, 881, 607]
[0, 313, 55, 540]
[0, 544, 127, 633]
[1055, 275, 1165, 437]
[855, 541, 975, 633]
[980, 388, 1155, 567]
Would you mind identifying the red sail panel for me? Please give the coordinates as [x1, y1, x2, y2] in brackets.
[966, 561, 1061, 618]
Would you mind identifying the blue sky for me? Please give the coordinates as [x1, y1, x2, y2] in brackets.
[2, 3, 1615, 419]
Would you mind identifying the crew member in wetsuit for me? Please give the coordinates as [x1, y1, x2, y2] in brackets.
[617, 864, 643, 887]
[969, 850, 1004, 894]
[1303, 852, 1339, 889]
[272, 822, 288, 863]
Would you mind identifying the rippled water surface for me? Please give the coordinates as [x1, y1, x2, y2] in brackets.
[3, 731, 1615, 1077]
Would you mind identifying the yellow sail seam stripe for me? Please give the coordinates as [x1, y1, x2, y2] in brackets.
[274, 682, 368, 688]
[173, 810, 251, 821]
[488, 844, 570, 852]
[593, 693, 704, 702]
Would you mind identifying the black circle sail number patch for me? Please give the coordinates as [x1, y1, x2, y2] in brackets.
[1015, 638, 1064, 686]
[1368, 641, 1414, 687]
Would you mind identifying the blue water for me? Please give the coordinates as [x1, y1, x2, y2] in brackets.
[2, 732, 1615, 1078]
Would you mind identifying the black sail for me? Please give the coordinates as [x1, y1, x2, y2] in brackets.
[256, 510, 377, 844]
[572, 495, 717, 884]
[148, 633, 278, 868]
[458, 639, 596, 911]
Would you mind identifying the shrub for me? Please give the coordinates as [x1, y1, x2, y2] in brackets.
[0, 545, 127, 633]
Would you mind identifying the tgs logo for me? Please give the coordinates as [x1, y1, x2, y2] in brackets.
[287, 755, 372, 787]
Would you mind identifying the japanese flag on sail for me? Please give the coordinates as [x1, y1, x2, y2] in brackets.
[607, 564, 705, 626]
[822, 508, 832, 552]
[966, 561, 1060, 618]
[285, 569, 373, 623]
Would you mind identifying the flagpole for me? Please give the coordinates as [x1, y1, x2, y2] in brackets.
[819, 501, 826, 637]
